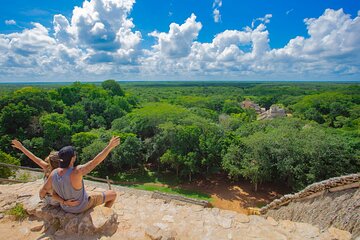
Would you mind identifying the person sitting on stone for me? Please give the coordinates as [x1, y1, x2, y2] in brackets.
[12, 139, 78, 207]
[39, 136, 120, 213]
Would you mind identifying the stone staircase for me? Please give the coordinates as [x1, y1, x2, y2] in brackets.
[0, 179, 354, 240]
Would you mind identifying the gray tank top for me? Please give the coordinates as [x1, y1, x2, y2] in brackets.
[52, 167, 89, 213]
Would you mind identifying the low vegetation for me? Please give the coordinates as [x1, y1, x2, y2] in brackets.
[5, 203, 28, 220]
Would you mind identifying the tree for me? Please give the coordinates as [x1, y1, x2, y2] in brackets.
[112, 103, 189, 139]
[89, 114, 107, 129]
[160, 149, 181, 177]
[0, 150, 20, 178]
[102, 80, 125, 96]
[225, 117, 359, 191]
[21, 137, 47, 166]
[240, 158, 262, 192]
[0, 103, 36, 134]
[303, 108, 325, 124]
[71, 131, 99, 154]
[40, 113, 71, 150]
[223, 100, 243, 115]
[111, 136, 144, 170]
[64, 104, 87, 124]
[57, 83, 82, 106]
[221, 144, 244, 179]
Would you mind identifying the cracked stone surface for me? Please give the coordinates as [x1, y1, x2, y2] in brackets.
[0, 179, 354, 240]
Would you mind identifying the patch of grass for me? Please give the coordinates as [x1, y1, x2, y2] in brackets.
[114, 169, 180, 185]
[6, 203, 28, 221]
[129, 184, 213, 202]
[17, 172, 31, 182]
[113, 168, 212, 202]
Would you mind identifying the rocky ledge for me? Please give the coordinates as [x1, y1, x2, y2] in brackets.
[260, 174, 360, 214]
[0, 179, 354, 240]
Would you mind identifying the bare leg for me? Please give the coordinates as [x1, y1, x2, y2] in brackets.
[104, 190, 117, 208]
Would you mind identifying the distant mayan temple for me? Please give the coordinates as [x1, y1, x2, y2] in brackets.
[240, 100, 286, 120]
[257, 105, 286, 120]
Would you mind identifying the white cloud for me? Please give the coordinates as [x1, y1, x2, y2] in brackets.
[5, 20, 16, 25]
[251, 14, 272, 28]
[149, 14, 202, 58]
[0, 4, 360, 81]
[212, 0, 222, 8]
[212, 0, 222, 23]
[0, 0, 142, 81]
[53, 0, 141, 63]
[142, 9, 360, 80]
[286, 9, 294, 15]
[213, 9, 221, 23]
[269, 9, 360, 76]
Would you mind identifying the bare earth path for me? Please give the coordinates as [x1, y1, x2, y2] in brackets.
[0, 180, 352, 240]
[179, 176, 287, 214]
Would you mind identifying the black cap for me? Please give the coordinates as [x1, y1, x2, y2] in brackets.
[58, 146, 75, 168]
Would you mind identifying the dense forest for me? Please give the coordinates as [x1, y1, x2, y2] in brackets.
[0, 81, 359, 191]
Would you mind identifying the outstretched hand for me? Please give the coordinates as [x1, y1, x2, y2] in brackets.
[11, 139, 23, 150]
[108, 136, 121, 149]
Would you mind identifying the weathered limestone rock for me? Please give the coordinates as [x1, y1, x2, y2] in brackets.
[17, 192, 119, 236]
[30, 220, 44, 232]
[161, 230, 177, 240]
[145, 225, 162, 240]
[145, 225, 177, 240]
[234, 213, 250, 223]
[0, 178, 356, 240]
[216, 215, 232, 229]
[266, 216, 278, 226]
[90, 206, 118, 234]
[327, 227, 352, 240]
[266, 187, 360, 237]
[161, 215, 174, 223]
[261, 173, 360, 214]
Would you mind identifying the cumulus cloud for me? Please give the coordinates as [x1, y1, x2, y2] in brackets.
[149, 14, 202, 58]
[270, 8, 360, 75]
[143, 9, 360, 80]
[5, 20, 16, 25]
[212, 0, 222, 23]
[142, 15, 270, 78]
[0, 0, 142, 81]
[0, 4, 360, 81]
[53, 0, 141, 63]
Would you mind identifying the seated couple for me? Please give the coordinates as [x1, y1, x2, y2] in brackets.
[12, 136, 120, 213]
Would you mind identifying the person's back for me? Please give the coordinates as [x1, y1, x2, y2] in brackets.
[52, 167, 89, 213]
[40, 137, 120, 213]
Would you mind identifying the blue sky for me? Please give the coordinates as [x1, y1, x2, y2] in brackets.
[0, 0, 360, 82]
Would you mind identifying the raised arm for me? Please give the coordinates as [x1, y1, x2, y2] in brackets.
[76, 136, 120, 176]
[12, 139, 49, 171]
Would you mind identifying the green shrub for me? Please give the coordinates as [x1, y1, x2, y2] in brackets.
[6, 203, 28, 220]
[0, 150, 20, 178]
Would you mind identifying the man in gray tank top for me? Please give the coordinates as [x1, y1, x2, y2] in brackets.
[39, 136, 120, 213]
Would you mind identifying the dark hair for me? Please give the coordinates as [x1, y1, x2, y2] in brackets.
[58, 146, 75, 168]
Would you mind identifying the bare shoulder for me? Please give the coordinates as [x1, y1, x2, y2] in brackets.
[73, 166, 83, 175]
[49, 168, 57, 178]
